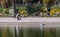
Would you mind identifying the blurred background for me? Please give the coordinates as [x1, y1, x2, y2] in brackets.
[0, 0, 60, 17]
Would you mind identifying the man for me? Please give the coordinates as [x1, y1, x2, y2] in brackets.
[55, 0, 59, 6]
[47, 1, 51, 16]
[16, 9, 21, 20]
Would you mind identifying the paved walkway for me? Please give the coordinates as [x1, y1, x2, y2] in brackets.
[0, 17, 60, 22]
[0, 17, 60, 28]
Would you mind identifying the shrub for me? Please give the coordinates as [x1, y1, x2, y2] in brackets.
[2, 8, 9, 16]
[17, 7, 28, 16]
[50, 6, 60, 16]
[0, 8, 3, 13]
[26, 4, 45, 16]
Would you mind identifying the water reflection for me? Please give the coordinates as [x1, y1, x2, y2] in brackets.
[0, 27, 14, 37]
[0, 26, 60, 37]
[17, 28, 42, 37]
[44, 27, 56, 37]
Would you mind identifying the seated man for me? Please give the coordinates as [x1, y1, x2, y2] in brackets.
[16, 9, 21, 20]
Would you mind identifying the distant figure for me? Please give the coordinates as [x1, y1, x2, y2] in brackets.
[47, 1, 51, 16]
[47, 8, 51, 16]
[54, 0, 59, 6]
[56, 1, 59, 6]
[38, 1, 40, 4]
[16, 9, 21, 20]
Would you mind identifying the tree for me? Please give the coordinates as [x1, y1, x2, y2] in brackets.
[1, 0, 6, 8]
[1, 0, 11, 8]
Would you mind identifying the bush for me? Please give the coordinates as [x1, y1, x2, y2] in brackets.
[4, 8, 9, 14]
[16, 4, 47, 16]
[26, 4, 34, 16]
[50, 6, 60, 16]
[0, 8, 3, 13]
[26, 4, 45, 16]
[35, 4, 43, 12]
[2, 8, 9, 16]
[17, 7, 28, 16]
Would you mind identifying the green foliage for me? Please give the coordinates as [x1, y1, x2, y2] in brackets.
[26, 4, 44, 16]
[0, 8, 9, 14]
[3, 8, 9, 14]
[2, 8, 9, 16]
[4, 9, 9, 14]
[18, 7, 28, 16]
[0, 8, 3, 13]
[16, 4, 47, 16]
[26, 4, 34, 15]
[52, 6, 60, 9]
[35, 4, 44, 12]
[0, 8, 9, 16]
